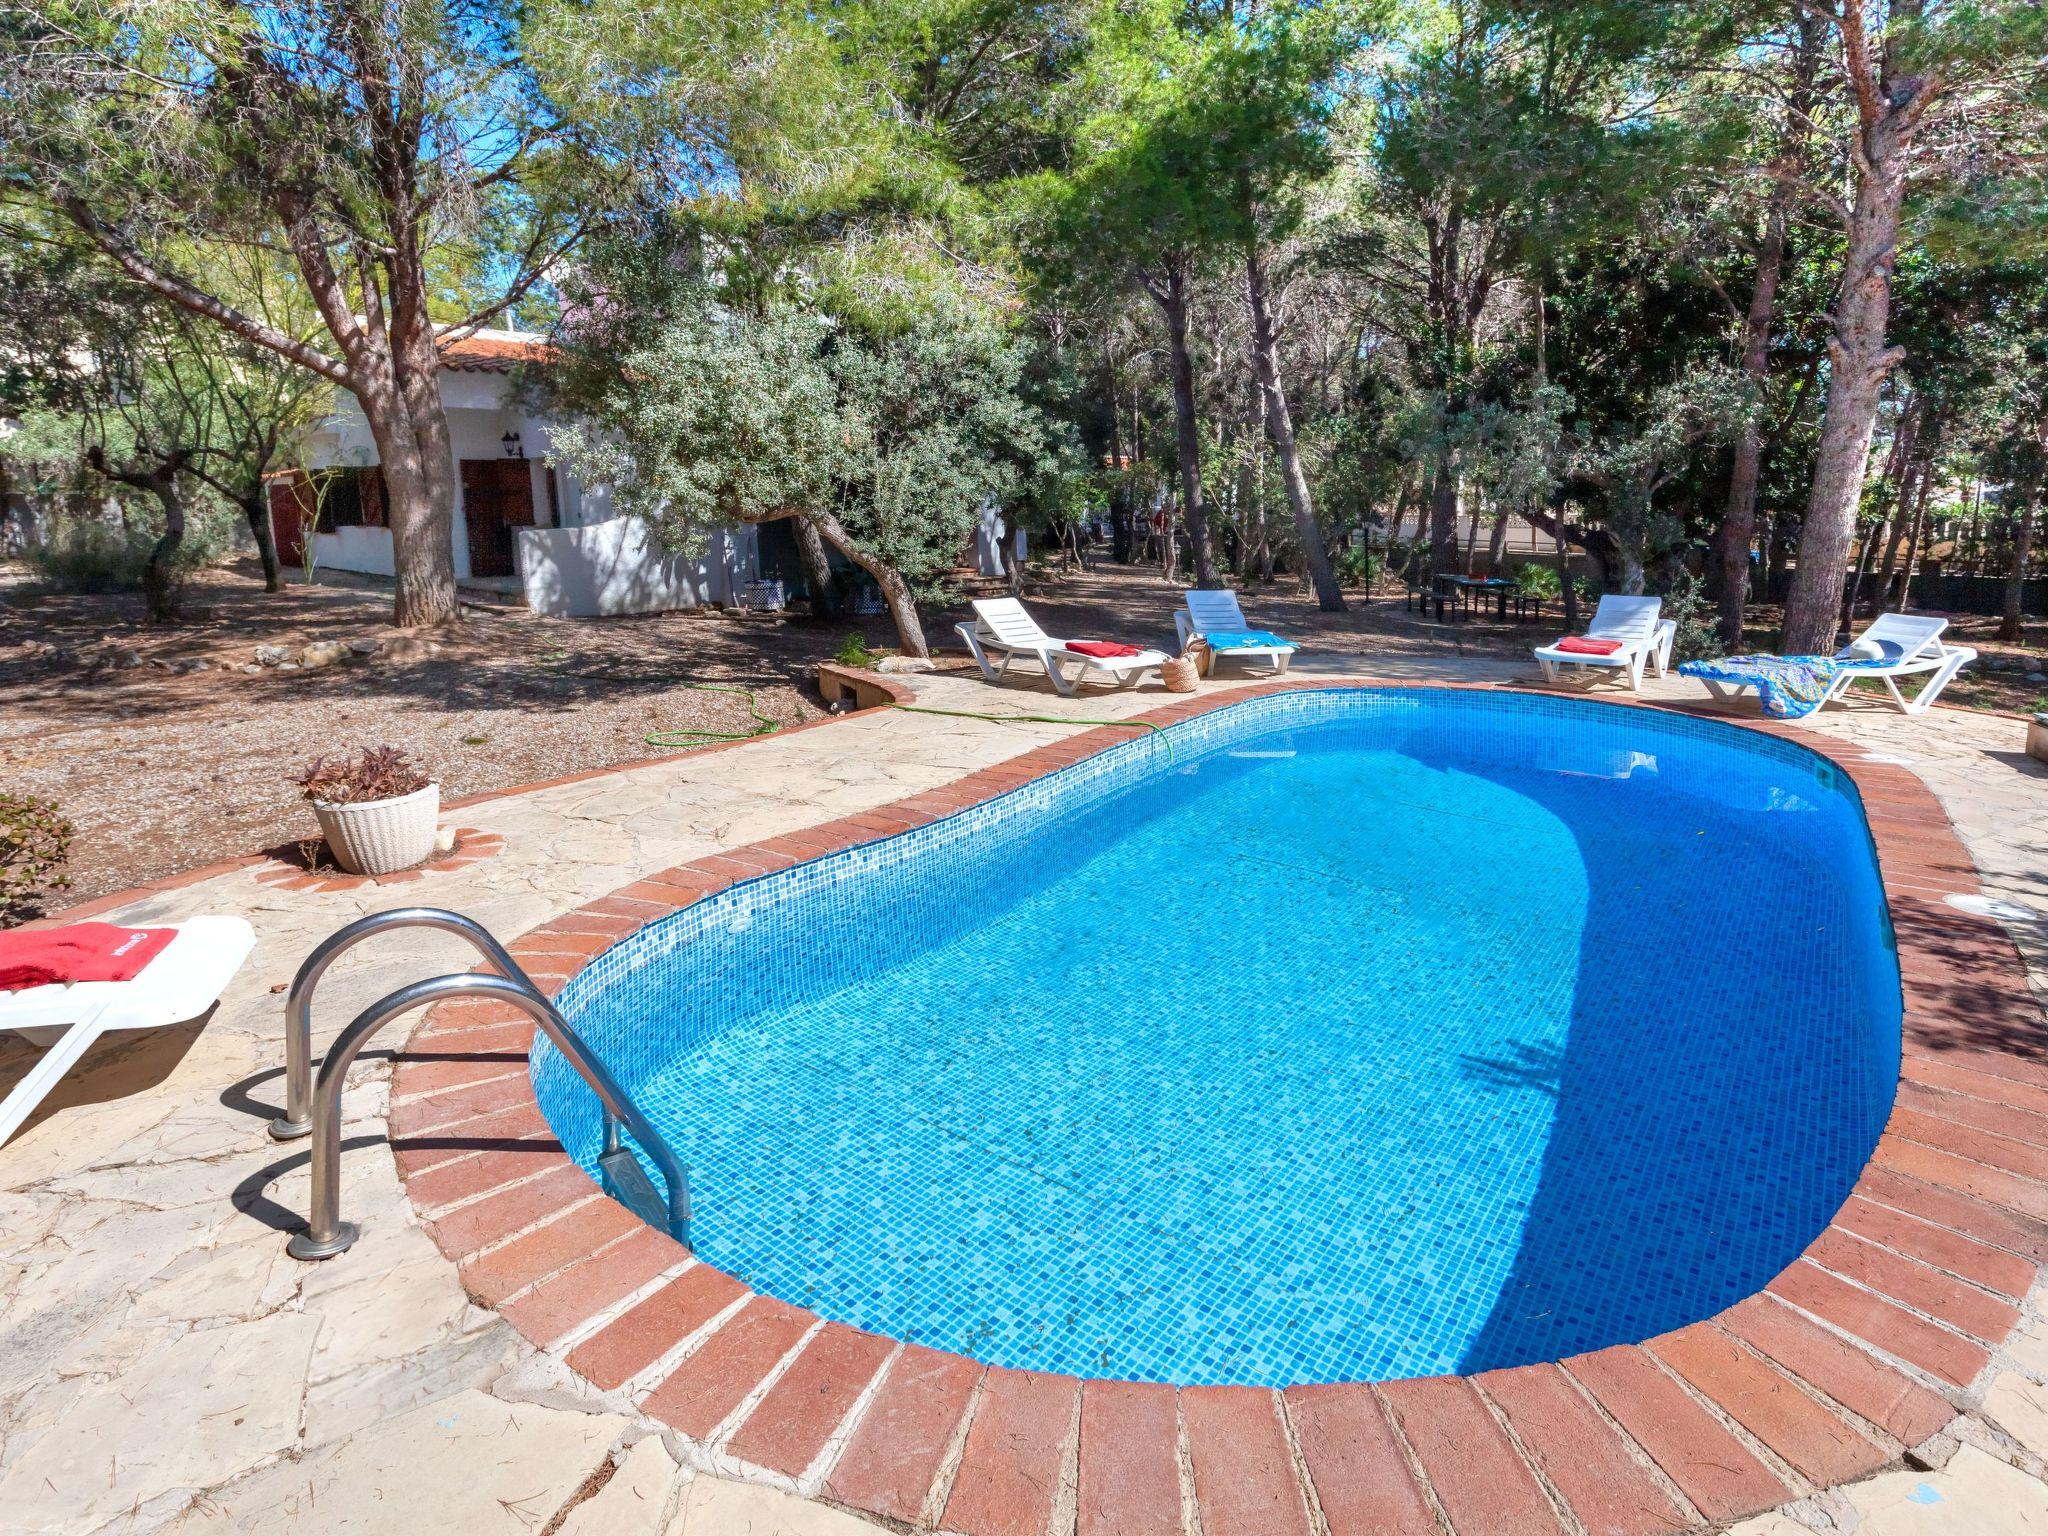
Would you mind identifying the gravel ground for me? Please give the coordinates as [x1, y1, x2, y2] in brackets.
[5, 555, 2029, 915]
[0, 562, 898, 913]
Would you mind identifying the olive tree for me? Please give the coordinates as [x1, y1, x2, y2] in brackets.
[548, 280, 1064, 656]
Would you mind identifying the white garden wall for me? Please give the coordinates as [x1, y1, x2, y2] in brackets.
[517, 518, 755, 618]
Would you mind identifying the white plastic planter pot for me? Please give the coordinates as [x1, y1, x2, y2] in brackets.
[312, 783, 441, 875]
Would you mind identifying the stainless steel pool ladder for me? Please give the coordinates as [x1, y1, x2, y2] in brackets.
[273, 907, 690, 1261]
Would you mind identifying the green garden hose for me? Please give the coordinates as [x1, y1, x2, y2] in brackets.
[644, 683, 785, 748]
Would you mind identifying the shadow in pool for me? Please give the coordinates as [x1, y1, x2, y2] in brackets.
[1446, 758, 1899, 1374]
[1458, 1041, 1564, 1099]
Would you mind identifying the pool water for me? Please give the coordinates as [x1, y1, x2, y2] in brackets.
[536, 690, 1900, 1386]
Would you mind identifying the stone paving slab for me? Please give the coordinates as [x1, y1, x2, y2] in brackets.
[2, 655, 2046, 1535]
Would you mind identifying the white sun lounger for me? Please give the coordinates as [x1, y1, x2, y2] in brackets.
[956, 597, 1169, 697]
[1173, 589, 1296, 675]
[0, 916, 256, 1145]
[1826, 613, 1977, 713]
[1533, 595, 1676, 691]
[1693, 612, 1978, 717]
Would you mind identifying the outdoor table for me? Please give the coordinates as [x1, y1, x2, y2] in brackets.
[1435, 574, 1516, 620]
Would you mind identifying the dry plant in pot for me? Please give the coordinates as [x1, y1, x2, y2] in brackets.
[295, 747, 439, 875]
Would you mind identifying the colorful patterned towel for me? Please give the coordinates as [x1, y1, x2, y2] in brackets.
[1204, 630, 1296, 652]
[1678, 654, 1886, 720]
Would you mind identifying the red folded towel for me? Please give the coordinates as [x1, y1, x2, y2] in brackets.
[0, 923, 177, 990]
[1555, 636, 1624, 656]
[1067, 641, 1144, 658]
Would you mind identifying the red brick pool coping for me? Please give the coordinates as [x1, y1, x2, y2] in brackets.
[389, 680, 2047, 1536]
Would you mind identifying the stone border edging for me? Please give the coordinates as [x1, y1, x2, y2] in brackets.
[388, 680, 2048, 1536]
[20, 667, 918, 930]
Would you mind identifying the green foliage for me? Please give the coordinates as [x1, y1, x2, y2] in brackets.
[1572, 363, 1754, 586]
[1514, 562, 1561, 600]
[1657, 569, 1721, 665]
[550, 253, 1069, 604]
[1334, 544, 1379, 588]
[832, 632, 879, 668]
[0, 793, 73, 926]
[19, 516, 156, 594]
[21, 505, 238, 598]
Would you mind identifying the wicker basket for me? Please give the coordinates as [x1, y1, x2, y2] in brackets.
[1161, 652, 1200, 693]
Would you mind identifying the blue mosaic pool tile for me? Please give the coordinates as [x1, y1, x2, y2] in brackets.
[533, 688, 1900, 1387]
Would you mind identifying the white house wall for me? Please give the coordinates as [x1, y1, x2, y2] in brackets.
[298, 365, 742, 613]
[517, 520, 756, 618]
[312, 525, 396, 577]
[301, 370, 579, 582]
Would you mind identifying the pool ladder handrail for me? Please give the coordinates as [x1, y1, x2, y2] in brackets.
[274, 907, 691, 1261]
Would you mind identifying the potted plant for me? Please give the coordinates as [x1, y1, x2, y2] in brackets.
[295, 746, 439, 876]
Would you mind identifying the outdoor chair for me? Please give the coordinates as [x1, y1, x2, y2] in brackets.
[1532, 595, 1675, 692]
[956, 598, 1170, 697]
[1, 916, 256, 1145]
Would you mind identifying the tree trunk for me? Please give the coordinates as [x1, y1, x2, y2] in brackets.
[1855, 399, 1923, 619]
[790, 514, 839, 620]
[803, 506, 928, 657]
[1887, 452, 1936, 607]
[1236, 445, 1261, 582]
[1428, 465, 1459, 577]
[1144, 264, 1222, 589]
[1999, 478, 2041, 642]
[1244, 243, 1343, 611]
[1847, 512, 1887, 622]
[1554, 511, 1576, 626]
[239, 493, 283, 593]
[1614, 544, 1646, 596]
[1715, 19, 1818, 648]
[1254, 455, 1274, 582]
[872, 566, 926, 657]
[1876, 458, 1919, 596]
[384, 297, 463, 627]
[87, 449, 187, 620]
[140, 474, 187, 622]
[1895, 496, 1930, 611]
[1386, 467, 1418, 575]
[1781, 68, 1919, 651]
[1486, 507, 1511, 573]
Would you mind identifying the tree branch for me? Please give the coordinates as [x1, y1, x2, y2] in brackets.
[60, 198, 355, 388]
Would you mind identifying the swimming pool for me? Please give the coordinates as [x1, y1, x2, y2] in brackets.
[535, 688, 1901, 1387]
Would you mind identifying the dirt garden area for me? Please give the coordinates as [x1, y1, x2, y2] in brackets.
[4, 554, 2041, 913]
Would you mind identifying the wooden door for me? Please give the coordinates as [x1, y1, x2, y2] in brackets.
[460, 458, 537, 578]
[267, 471, 316, 567]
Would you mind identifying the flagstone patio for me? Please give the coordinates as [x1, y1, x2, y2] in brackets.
[4, 653, 2048, 1535]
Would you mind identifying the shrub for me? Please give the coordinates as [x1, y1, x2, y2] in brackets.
[1659, 570, 1721, 664]
[1513, 563, 1561, 599]
[1334, 545, 1380, 589]
[295, 746, 431, 806]
[1, 793, 74, 924]
[832, 632, 879, 668]
[22, 507, 240, 611]
[21, 517, 155, 594]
